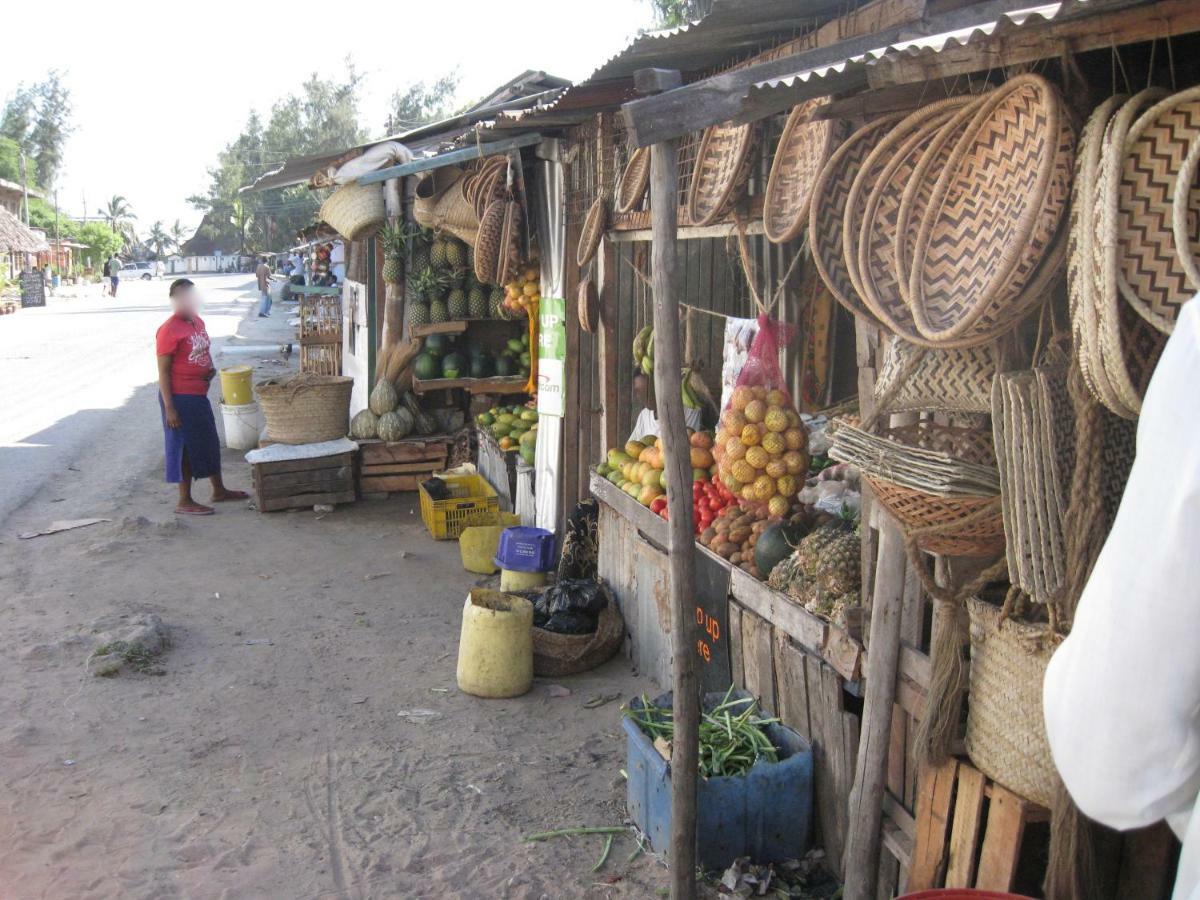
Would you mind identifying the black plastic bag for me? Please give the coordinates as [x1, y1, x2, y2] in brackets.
[542, 609, 598, 635]
[541, 579, 608, 616]
[422, 477, 451, 501]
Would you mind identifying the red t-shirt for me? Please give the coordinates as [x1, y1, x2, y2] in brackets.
[156, 313, 213, 395]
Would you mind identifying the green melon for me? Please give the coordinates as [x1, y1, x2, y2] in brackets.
[441, 351, 467, 379]
[368, 379, 398, 416]
[495, 355, 515, 377]
[377, 409, 413, 442]
[413, 353, 439, 380]
[754, 522, 809, 582]
[424, 334, 450, 357]
[350, 409, 379, 439]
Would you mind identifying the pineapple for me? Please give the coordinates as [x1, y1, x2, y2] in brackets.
[411, 244, 430, 273]
[430, 238, 448, 269]
[429, 299, 449, 324]
[468, 284, 487, 319]
[447, 287, 468, 319]
[796, 526, 840, 578]
[408, 300, 430, 326]
[488, 286, 503, 318]
[816, 525, 861, 597]
[379, 223, 407, 284]
[446, 239, 465, 269]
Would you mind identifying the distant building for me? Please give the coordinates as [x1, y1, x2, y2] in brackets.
[0, 177, 43, 219]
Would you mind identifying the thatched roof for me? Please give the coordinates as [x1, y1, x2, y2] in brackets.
[0, 206, 49, 254]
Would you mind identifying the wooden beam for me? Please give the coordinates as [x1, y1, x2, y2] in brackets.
[844, 517, 909, 900]
[643, 68, 699, 898]
[356, 132, 543, 184]
[634, 68, 683, 94]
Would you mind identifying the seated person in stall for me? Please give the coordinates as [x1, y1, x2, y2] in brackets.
[155, 278, 248, 516]
[627, 370, 702, 443]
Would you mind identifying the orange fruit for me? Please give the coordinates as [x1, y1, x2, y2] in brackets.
[731, 459, 756, 485]
[743, 399, 766, 424]
[761, 432, 785, 456]
[723, 474, 743, 495]
[766, 389, 788, 407]
[783, 450, 807, 475]
[768, 495, 790, 518]
[784, 427, 806, 450]
[751, 385, 768, 400]
[724, 437, 747, 461]
[722, 409, 747, 434]
[765, 459, 787, 479]
[785, 409, 802, 428]
[745, 445, 769, 469]
[764, 407, 788, 432]
[740, 424, 761, 446]
[753, 474, 776, 501]
[730, 386, 753, 411]
[776, 474, 798, 497]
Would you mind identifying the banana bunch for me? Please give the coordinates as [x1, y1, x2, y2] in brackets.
[681, 367, 702, 409]
[632, 325, 655, 375]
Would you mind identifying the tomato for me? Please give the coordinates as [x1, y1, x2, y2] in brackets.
[650, 496, 668, 514]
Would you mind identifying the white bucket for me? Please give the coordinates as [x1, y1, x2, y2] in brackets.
[221, 402, 264, 451]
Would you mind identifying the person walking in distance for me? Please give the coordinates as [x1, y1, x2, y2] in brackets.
[256, 257, 272, 317]
[156, 279, 248, 515]
[108, 253, 122, 297]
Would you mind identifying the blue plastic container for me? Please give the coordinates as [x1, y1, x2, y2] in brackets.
[493, 526, 557, 573]
[623, 690, 813, 871]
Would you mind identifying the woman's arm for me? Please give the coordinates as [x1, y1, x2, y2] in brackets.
[157, 354, 181, 428]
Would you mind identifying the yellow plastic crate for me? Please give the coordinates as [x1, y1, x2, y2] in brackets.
[419, 473, 501, 540]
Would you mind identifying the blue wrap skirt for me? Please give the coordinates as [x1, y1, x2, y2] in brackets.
[161, 394, 221, 483]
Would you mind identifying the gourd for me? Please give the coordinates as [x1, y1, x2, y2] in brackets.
[350, 409, 379, 440]
[414, 410, 438, 435]
[369, 378, 399, 416]
[378, 409, 414, 442]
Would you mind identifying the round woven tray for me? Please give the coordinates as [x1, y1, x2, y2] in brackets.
[907, 75, 1071, 344]
[1175, 132, 1200, 292]
[965, 597, 1059, 808]
[256, 374, 354, 445]
[864, 474, 1004, 557]
[577, 279, 600, 333]
[687, 120, 755, 227]
[1069, 95, 1130, 416]
[852, 97, 977, 344]
[475, 199, 505, 284]
[763, 99, 840, 244]
[496, 201, 524, 287]
[576, 196, 607, 268]
[615, 148, 650, 214]
[1115, 86, 1200, 334]
[809, 114, 908, 321]
[1095, 88, 1171, 418]
[472, 157, 508, 217]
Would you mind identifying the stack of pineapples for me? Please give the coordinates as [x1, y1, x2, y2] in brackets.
[381, 225, 502, 328]
[767, 516, 861, 626]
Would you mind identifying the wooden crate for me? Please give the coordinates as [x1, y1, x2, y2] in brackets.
[252, 451, 355, 512]
[357, 438, 448, 495]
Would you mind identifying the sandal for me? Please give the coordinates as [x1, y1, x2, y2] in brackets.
[212, 490, 249, 502]
[176, 504, 215, 516]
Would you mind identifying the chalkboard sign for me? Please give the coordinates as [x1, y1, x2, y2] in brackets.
[694, 548, 733, 693]
[19, 270, 45, 308]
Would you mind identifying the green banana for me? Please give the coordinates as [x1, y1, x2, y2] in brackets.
[631, 325, 653, 368]
[646, 328, 655, 362]
[681, 367, 700, 408]
[641, 354, 653, 375]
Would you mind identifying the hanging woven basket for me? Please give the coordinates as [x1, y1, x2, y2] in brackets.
[577, 278, 600, 333]
[687, 120, 756, 227]
[495, 201, 524, 287]
[873, 337, 1000, 416]
[475, 200, 506, 284]
[763, 99, 840, 244]
[576, 196, 607, 268]
[906, 75, 1074, 345]
[615, 148, 651, 214]
[319, 182, 385, 242]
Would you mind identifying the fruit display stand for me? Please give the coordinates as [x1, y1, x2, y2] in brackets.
[411, 375, 529, 396]
[356, 436, 450, 495]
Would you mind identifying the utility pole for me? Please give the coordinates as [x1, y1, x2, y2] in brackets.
[18, 150, 30, 225]
[54, 190, 59, 241]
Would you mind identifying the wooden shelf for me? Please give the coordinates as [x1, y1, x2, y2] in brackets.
[412, 375, 529, 396]
[410, 318, 525, 338]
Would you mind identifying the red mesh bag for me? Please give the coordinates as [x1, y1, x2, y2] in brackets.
[711, 314, 809, 514]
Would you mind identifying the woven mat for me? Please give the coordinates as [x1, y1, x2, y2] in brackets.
[830, 418, 999, 496]
[873, 337, 999, 415]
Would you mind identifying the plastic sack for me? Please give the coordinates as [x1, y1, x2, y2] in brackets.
[532, 578, 608, 634]
[711, 314, 809, 516]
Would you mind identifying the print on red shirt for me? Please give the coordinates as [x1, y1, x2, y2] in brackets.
[156, 314, 213, 395]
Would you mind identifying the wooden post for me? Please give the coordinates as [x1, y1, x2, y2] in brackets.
[382, 177, 404, 351]
[639, 66, 698, 900]
[843, 516, 907, 899]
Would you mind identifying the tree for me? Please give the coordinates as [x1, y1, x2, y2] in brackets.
[146, 221, 171, 259]
[30, 72, 72, 189]
[98, 194, 137, 248]
[76, 221, 123, 270]
[0, 136, 21, 183]
[644, 0, 711, 27]
[169, 219, 187, 252]
[0, 85, 36, 147]
[385, 71, 460, 133]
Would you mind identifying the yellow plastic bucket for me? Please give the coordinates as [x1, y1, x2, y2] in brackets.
[458, 514, 522, 574]
[499, 568, 549, 592]
[457, 589, 533, 698]
[219, 365, 254, 405]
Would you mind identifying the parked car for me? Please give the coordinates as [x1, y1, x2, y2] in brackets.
[118, 262, 154, 281]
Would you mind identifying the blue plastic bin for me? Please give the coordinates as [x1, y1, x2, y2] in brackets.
[623, 690, 813, 871]
[494, 526, 557, 573]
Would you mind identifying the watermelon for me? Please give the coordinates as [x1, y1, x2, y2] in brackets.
[495, 355, 515, 376]
[424, 334, 450, 357]
[754, 522, 809, 581]
[413, 353, 439, 380]
[469, 356, 493, 378]
[441, 352, 466, 379]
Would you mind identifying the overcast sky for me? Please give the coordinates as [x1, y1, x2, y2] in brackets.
[1, 0, 649, 237]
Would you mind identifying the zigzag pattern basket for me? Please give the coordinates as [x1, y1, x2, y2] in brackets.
[688, 120, 756, 226]
[873, 338, 999, 415]
[763, 99, 840, 244]
[865, 475, 1004, 557]
[616, 147, 650, 214]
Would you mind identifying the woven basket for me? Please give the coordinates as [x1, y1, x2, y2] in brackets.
[1094, 89, 1172, 418]
[578, 278, 600, 333]
[577, 196, 607, 268]
[1115, 86, 1200, 334]
[965, 597, 1059, 808]
[853, 97, 977, 344]
[1173, 128, 1200, 292]
[496, 201, 524, 286]
[688, 120, 756, 227]
[907, 76, 1073, 345]
[475, 200, 505, 284]
[413, 167, 464, 227]
[472, 157, 508, 217]
[763, 99, 840, 244]
[319, 183, 385, 242]
[616, 148, 650, 214]
[810, 114, 908, 321]
[873, 337, 999, 415]
[865, 475, 1004, 556]
[256, 374, 353, 445]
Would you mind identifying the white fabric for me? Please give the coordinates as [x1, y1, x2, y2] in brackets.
[533, 143, 565, 534]
[244, 437, 358, 464]
[720, 317, 760, 412]
[333, 142, 413, 184]
[628, 407, 702, 444]
[1044, 297, 1200, 900]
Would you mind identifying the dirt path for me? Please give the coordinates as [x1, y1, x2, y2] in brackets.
[0, 298, 670, 899]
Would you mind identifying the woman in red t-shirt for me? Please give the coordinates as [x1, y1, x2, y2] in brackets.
[155, 279, 247, 515]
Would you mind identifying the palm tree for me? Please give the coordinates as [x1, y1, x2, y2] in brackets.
[98, 195, 136, 238]
[169, 219, 187, 253]
[146, 220, 171, 259]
